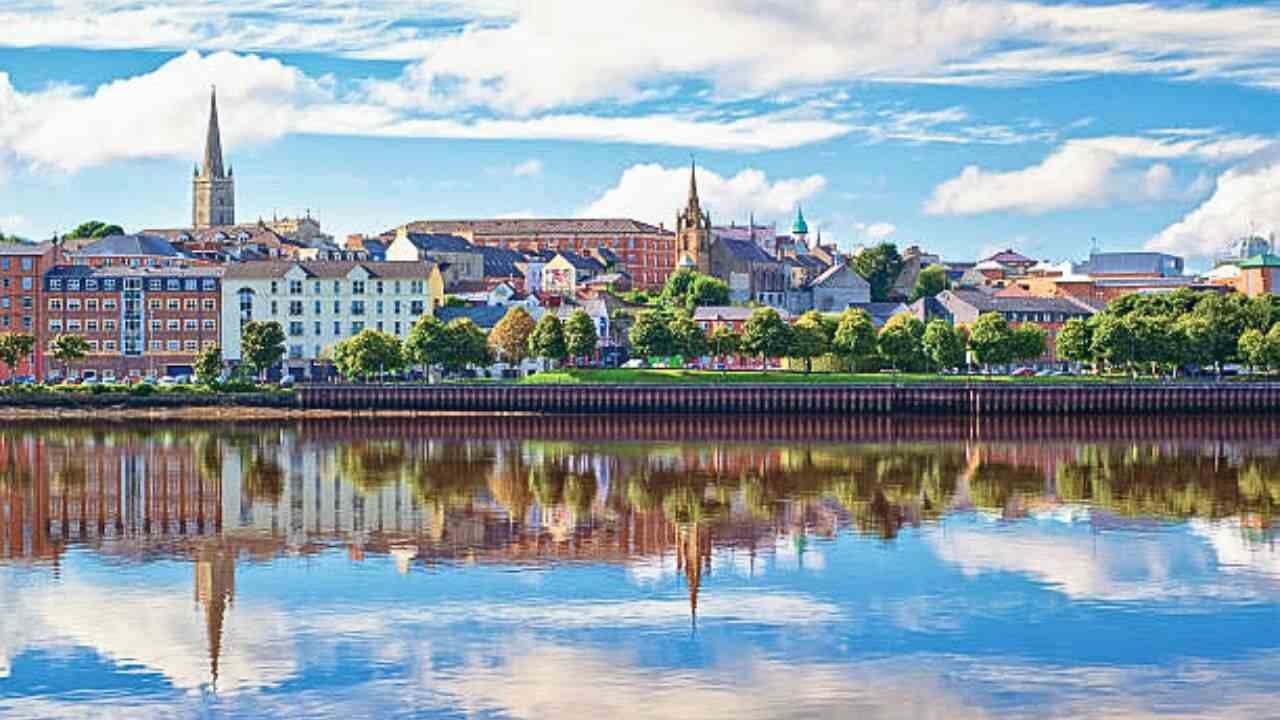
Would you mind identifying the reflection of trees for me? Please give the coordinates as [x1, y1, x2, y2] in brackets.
[409, 442, 494, 509]
[969, 463, 1044, 511]
[1055, 446, 1246, 519]
[244, 452, 284, 504]
[337, 441, 409, 495]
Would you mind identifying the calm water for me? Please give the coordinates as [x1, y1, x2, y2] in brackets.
[3, 415, 1280, 719]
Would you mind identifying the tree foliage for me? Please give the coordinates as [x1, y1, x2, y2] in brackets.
[405, 315, 452, 370]
[708, 325, 740, 357]
[564, 310, 599, 361]
[333, 329, 404, 380]
[790, 310, 831, 373]
[1056, 318, 1092, 365]
[742, 307, 793, 361]
[877, 312, 926, 371]
[194, 344, 223, 385]
[0, 333, 36, 378]
[851, 243, 905, 302]
[488, 307, 536, 362]
[922, 319, 966, 371]
[49, 334, 90, 376]
[968, 312, 1015, 369]
[1011, 323, 1048, 363]
[910, 264, 949, 302]
[660, 269, 729, 312]
[66, 221, 125, 239]
[528, 314, 568, 362]
[445, 319, 491, 371]
[668, 312, 709, 358]
[832, 307, 878, 371]
[240, 321, 286, 379]
[628, 309, 676, 358]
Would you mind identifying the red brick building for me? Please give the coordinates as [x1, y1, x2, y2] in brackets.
[0, 241, 60, 381]
[43, 266, 223, 381]
[399, 219, 677, 289]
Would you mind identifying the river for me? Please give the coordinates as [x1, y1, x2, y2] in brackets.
[1, 417, 1279, 718]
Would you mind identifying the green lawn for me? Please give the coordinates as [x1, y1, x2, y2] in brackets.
[517, 368, 1155, 385]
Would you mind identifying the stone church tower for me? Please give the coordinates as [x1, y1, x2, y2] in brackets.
[675, 160, 712, 274]
[193, 87, 235, 229]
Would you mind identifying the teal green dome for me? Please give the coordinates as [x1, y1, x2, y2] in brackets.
[791, 206, 808, 235]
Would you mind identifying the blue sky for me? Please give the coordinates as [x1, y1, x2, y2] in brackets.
[1, 1, 1280, 268]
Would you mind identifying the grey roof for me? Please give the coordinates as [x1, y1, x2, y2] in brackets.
[946, 289, 1095, 316]
[555, 299, 608, 319]
[361, 239, 387, 257]
[222, 260, 437, 280]
[74, 234, 182, 258]
[404, 218, 667, 236]
[0, 241, 50, 256]
[435, 305, 510, 329]
[850, 302, 910, 326]
[718, 237, 777, 263]
[807, 262, 865, 288]
[478, 245, 525, 277]
[692, 306, 794, 322]
[555, 251, 605, 272]
[403, 232, 473, 253]
[1075, 251, 1183, 276]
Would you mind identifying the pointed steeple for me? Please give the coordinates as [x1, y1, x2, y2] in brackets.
[687, 157, 700, 213]
[791, 205, 808, 236]
[202, 86, 225, 179]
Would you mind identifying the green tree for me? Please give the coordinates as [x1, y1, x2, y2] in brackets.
[659, 269, 698, 305]
[563, 310, 599, 362]
[1056, 318, 1092, 366]
[528, 313, 568, 363]
[910, 264, 949, 302]
[742, 307, 793, 364]
[668, 312, 709, 358]
[193, 344, 223, 385]
[0, 333, 35, 380]
[445, 318, 490, 371]
[1089, 314, 1136, 373]
[240, 320, 286, 380]
[332, 329, 404, 381]
[1189, 293, 1250, 371]
[1240, 328, 1268, 373]
[790, 310, 831, 373]
[488, 307, 536, 363]
[1172, 313, 1213, 372]
[1128, 314, 1176, 376]
[1011, 323, 1048, 364]
[49, 334, 90, 379]
[1265, 323, 1280, 373]
[877, 312, 926, 372]
[404, 315, 452, 374]
[628, 309, 676, 359]
[66, 221, 124, 239]
[851, 243, 905, 302]
[684, 274, 730, 312]
[968, 312, 1016, 370]
[708, 325, 740, 358]
[921, 319, 965, 371]
[832, 307, 878, 371]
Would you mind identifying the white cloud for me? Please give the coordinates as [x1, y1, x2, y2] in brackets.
[924, 144, 1119, 216]
[512, 159, 543, 177]
[854, 222, 897, 242]
[924, 133, 1272, 216]
[580, 163, 825, 228]
[1147, 147, 1280, 258]
[0, 51, 327, 173]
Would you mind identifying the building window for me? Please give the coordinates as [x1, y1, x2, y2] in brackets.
[289, 321, 305, 337]
[87, 340, 99, 352]
[375, 280, 384, 294]
[104, 320, 116, 331]
[86, 320, 98, 332]
[185, 299, 198, 311]
[411, 300, 424, 316]
[20, 258, 32, 271]
[104, 340, 116, 352]
[168, 319, 180, 330]
[49, 279, 62, 290]
[375, 301, 384, 315]
[288, 344, 303, 360]
[148, 279, 162, 290]
[351, 301, 365, 316]
[48, 299, 62, 311]
[103, 279, 116, 291]
[184, 279, 198, 291]
[202, 299, 215, 311]
[124, 278, 141, 291]
[150, 340, 163, 351]
[333, 280, 341, 294]
[184, 340, 198, 351]
[167, 340, 180, 352]
[68, 279, 80, 291]
[149, 299, 162, 310]
[289, 280, 303, 295]
[270, 300, 278, 315]
[49, 319, 62, 332]
[394, 321, 402, 335]
[201, 279, 216, 291]
[313, 281, 322, 294]
[352, 280, 365, 295]
[394, 300, 402, 314]
[67, 319, 81, 331]
[21, 277, 31, 291]
[86, 299, 98, 311]
[203, 319, 216, 331]
[351, 321, 364, 334]
[411, 281, 424, 293]
[150, 320, 161, 332]
[67, 298, 81, 311]
[313, 321, 321, 336]
[167, 299, 180, 310]
[333, 321, 341, 335]
[184, 319, 197, 330]
[333, 300, 340, 314]
[288, 300, 304, 316]
[85, 279, 98, 291]
[271, 281, 279, 294]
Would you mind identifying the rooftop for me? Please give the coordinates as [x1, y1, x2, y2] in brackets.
[719, 237, 777, 263]
[222, 260, 437, 280]
[74, 234, 182, 258]
[0, 241, 50, 256]
[1238, 253, 1280, 269]
[404, 218, 668, 236]
[400, 232, 473, 253]
[945, 289, 1096, 315]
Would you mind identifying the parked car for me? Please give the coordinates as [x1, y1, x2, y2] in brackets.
[621, 359, 646, 369]
[1010, 367, 1036, 377]
[278, 375, 295, 388]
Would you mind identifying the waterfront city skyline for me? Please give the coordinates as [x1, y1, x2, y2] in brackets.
[2, 2, 1280, 268]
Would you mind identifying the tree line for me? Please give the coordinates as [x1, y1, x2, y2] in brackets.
[1054, 290, 1280, 375]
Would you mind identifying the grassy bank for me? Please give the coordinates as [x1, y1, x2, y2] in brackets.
[517, 368, 1162, 385]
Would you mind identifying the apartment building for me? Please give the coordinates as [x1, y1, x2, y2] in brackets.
[220, 261, 445, 378]
[43, 265, 223, 380]
[0, 242, 61, 381]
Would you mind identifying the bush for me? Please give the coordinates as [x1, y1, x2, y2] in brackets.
[130, 383, 155, 397]
[214, 380, 259, 394]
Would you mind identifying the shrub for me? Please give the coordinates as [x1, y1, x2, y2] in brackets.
[130, 383, 155, 397]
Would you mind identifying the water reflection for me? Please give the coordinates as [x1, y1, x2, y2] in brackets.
[1, 417, 1280, 718]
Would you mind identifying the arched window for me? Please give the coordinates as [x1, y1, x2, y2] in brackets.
[237, 287, 256, 325]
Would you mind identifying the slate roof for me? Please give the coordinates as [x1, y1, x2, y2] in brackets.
[222, 261, 437, 280]
[434, 305, 511, 330]
[1076, 251, 1183, 276]
[980, 248, 1036, 265]
[74, 234, 182, 257]
[849, 302, 911, 326]
[718, 237, 777, 263]
[945, 289, 1095, 316]
[0, 241, 50, 256]
[477, 245, 525, 277]
[807, 262, 866, 289]
[404, 218, 667, 236]
[555, 251, 605, 272]
[402, 232, 473, 253]
[692, 306, 794, 322]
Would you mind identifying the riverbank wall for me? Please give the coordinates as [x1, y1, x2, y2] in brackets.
[0, 391, 293, 410]
[298, 382, 1280, 415]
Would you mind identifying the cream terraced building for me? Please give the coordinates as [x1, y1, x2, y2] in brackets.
[221, 260, 445, 377]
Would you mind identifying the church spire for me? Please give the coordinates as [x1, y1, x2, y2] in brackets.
[202, 86, 225, 179]
[687, 157, 700, 213]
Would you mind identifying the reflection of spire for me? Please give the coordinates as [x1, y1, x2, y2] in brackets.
[676, 524, 711, 629]
[196, 545, 235, 690]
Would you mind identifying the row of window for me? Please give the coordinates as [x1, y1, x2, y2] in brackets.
[48, 297, 218, 312]
[1003, 311, 1081, 323]
[269, 279, 426, 296]
[0, 257, 35, 272]
[0, 315, 32, 330]
[0, 296, 33, 310]
[48, 277, 218, 292]
[285, 319, 407, 338]
[51, 339, 217, 354]
[267, 299, 426, 317]
[1, 277, 34, 291]
[50, 318, 216, 333]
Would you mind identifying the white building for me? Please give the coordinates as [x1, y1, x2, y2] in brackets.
[221, 260, 445, 376]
